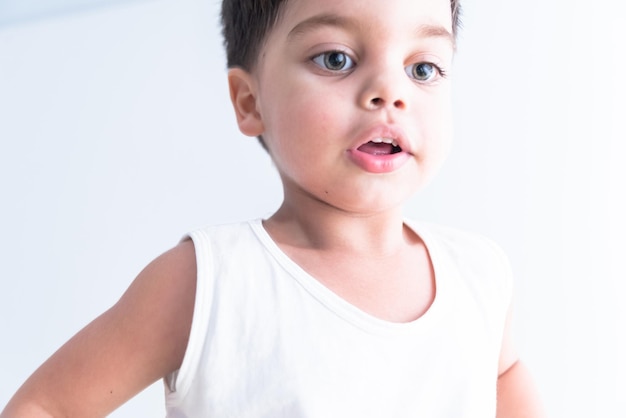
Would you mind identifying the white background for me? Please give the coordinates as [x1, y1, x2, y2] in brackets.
[1, 0, 624, 416]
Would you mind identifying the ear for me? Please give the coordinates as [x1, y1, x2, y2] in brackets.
[227, 68, 264, 137]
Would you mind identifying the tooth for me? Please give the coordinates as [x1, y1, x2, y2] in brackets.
[392, 140, 399, 147]
[381, 138, 393, 144]
[372, 138, 383, 143]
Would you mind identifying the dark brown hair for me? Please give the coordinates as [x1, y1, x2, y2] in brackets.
[221, 0, 462, 70]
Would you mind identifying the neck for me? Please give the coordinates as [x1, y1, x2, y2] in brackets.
[264, 193, 411, 257]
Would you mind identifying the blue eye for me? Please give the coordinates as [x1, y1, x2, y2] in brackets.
[312, 51, 355, 71]
[405, 62, 443, 82]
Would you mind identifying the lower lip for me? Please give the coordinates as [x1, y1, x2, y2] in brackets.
[346, 149, 411, 174]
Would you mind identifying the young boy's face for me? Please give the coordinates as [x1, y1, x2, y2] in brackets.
[234, 0, 455, 214]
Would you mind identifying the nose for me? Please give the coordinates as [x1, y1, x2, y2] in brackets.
[358, 64, 408, 111]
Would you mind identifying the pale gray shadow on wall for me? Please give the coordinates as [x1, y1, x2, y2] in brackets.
[0, 0, 154, 27]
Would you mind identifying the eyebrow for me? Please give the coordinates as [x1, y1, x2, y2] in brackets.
[287, 13, 358, 40]
[287, 13, 456, 49]
[415, 23, 456, 49]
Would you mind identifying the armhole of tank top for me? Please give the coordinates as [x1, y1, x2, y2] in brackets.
[485, 237, 515, 313]
[165, 228, 214, 403]
[483, 237, 515, 372]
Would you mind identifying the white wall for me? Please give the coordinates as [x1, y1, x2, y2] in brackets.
[1, 0, 624, 416]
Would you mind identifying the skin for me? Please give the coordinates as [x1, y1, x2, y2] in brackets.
[2, 0, 546, 416]
[1, 240, 197, 417]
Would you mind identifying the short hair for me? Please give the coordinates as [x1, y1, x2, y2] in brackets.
[221, 0, 462, 150]
[221, 0, 462, 70]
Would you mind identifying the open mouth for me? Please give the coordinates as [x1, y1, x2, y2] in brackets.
[357, 137, 402, 155]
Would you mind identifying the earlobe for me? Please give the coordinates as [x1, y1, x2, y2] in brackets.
[227, 68, 264, 137]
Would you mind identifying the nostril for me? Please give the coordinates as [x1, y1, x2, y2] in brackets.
[393, 99, 405, 109]
[367, 97, 405, 110]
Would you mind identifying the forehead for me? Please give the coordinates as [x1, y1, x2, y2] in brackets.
[274, 0, 453, 39]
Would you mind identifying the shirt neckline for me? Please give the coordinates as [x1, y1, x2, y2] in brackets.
[248, 218, 450, 337]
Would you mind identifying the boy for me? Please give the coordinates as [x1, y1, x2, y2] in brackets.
[2, 0, 545, 416]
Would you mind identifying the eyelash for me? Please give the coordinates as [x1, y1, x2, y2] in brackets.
[310, 51, 447, 83]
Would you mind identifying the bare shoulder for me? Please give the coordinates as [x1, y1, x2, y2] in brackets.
[120, 237, 197, 335]
[115, 237, 197, 372]
[1, 239, 198, 417]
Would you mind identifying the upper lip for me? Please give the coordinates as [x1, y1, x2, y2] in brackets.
[349, 123, 412, 154]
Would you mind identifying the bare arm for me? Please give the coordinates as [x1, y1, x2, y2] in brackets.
[496, 305, 546, 418]
[1, 239, 197, 417]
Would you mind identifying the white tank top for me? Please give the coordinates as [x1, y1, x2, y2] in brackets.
[164, 219, 512, 417]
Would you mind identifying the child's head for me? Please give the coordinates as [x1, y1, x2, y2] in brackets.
[223, 0, 458, 213]
[221, 0, 461, 71]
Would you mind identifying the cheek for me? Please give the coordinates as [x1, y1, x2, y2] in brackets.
[433, 100, 453, 154]
[261, 88, 337, 172]
[418, 92, 453, 168]
[269, 88, 339, 145]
